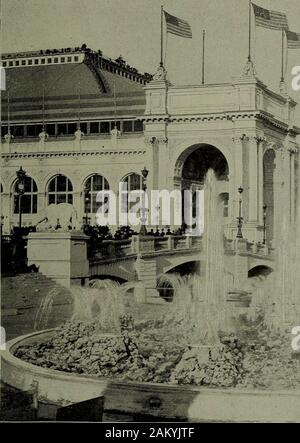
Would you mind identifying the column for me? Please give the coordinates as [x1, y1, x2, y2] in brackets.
[273, 146, 286, 247]
[37, 190, 46, 222]
[157, 137, 169, 191]
[289, 149, 296, 223]
[248, 136, 259, 222]
[232, 135, 244, 226]
[257, 138, 265, 224]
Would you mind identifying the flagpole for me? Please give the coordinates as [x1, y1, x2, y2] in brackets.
[202, 30, 206, 85]
[281, 28, 285, 82]
[248, 0, 252, 61]
[160, 5, 164, 67]
[42, 84, 45, 131]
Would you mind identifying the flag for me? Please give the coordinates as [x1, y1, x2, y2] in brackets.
[164, 11, 192, 38]
[252, 3, 288, 31]
[286, 30, 300, 49]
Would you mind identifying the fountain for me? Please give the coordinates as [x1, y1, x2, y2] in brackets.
[34, 288, 58, 331]
[3, 171, 300, 422]
[71, 280, 124, 331]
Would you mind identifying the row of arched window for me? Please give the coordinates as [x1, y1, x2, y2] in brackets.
[0, 173, 143, 214]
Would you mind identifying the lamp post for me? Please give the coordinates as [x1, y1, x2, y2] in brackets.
[83, 187, 91, 229]
[139, 167, 149, 236]
[263, 204, 267, 245]
[236, 186, 244, 239]
[16, 167, 26, 229]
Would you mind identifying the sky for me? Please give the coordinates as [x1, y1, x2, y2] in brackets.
[1, 0, 300, 121]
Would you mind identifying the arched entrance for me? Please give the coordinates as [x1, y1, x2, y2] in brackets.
[263, 149, 275, 243]
[248, 265, 273, 278]
[174, 144, 230, 231]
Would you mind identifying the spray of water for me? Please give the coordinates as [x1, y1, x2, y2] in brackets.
[34, 288, 58, 330]
[71, 279, 125, 331]
[261, 209, 300, 330]
[201, 169, 227, 343]
[158, 169, 228, 344]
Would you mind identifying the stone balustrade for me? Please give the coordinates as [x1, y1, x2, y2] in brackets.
[88, 234, 273, 263]
[89, 235, 202, 262]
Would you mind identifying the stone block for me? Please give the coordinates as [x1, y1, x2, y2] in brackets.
[27, 231, 89, 288]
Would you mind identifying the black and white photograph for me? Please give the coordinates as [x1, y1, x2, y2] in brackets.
[1, 0, 300, 425]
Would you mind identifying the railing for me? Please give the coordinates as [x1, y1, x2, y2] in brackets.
[131, 234, 202, 255]
[225, 238, 272, 256]
[89, 235, 202, 262]
[88, 238, 132, 261]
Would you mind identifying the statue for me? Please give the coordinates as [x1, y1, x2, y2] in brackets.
[36, 203, 78, 231]
[153, 65, 168, 82]
[4, 132, 14, 143]
[241, 59, 257, 79]
[74, 128, 84, 140]
[38, 130, 49, 142]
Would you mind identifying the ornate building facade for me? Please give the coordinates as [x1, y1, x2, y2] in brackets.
[1, 47, 299, 248]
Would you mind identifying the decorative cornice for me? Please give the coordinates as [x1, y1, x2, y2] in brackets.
[143, 115, 170, 123]
[257, 112, 289, 133]
[1, 149, 147, 161]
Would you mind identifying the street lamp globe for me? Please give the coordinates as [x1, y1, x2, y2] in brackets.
[16, 166, 26, 194]
[141, 167, 149, 179]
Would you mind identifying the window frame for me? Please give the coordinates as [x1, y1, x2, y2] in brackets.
[47, 175, 73, 205]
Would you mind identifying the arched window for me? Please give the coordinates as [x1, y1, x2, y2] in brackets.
[47, 175, 73, 205]
[84, 174, 109, 213]
[122, 173, 142, 191]
[121, 173, 142, 213]
[13, 176, 38, 214]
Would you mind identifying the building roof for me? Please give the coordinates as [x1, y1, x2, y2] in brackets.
[1, 48, 151, 123]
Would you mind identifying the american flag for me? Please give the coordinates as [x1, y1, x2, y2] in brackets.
[286, 30, 300, 49]
[252, 3, 288, 31]
[164, 11, 192, 39]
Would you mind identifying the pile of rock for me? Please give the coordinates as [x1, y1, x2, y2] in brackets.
[15, 317, 183, 383]
[15, 319, 300, 389]
[170, 335, 246, 388]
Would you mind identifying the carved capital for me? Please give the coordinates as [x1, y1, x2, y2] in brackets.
[157, 137, 168, 144]
[144, 136, 157, 146]
[288, 146, 298, 154]
[232, 134, 249, 143]
[253, 136, 267, 145]
[144, 136, 168, 146]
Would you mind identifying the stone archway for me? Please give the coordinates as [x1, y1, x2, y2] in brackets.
[263, 149, 276, 243]
[248, 265, 274, 278]
[174, 144, 230, 231]
[174, 144, 229, 183]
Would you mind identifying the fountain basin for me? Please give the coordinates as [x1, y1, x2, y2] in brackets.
[2, 330, 300, 422]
